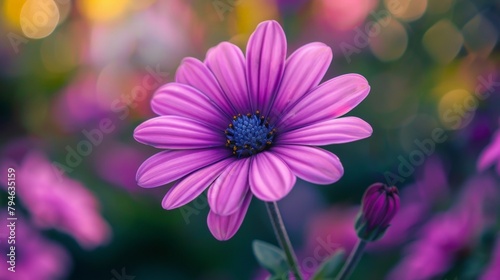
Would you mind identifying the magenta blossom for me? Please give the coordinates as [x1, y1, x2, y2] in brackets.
[0, 213, 71, 280]
[478, 121, 500, 175]
[134, 20, 372, 240]
[388, 209, 477, 280]
[388, 175, 498, 280]
[11, 151, 111, 249]
[481, 236, 500, 280]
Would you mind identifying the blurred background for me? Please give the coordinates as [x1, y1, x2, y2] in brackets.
[1, 0, 500, 279]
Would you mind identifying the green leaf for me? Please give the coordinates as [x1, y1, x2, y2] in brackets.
[252, 240, 289, 277]
[311, 249, 346, 280]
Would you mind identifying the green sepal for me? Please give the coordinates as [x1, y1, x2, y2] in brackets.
[355, 212, 389, 241]
[253, 240, 289, 277]
[311, 249, 346, 280]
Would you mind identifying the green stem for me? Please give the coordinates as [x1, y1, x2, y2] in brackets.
[336, 239, 367, 280]
[266, 202, 303, 280]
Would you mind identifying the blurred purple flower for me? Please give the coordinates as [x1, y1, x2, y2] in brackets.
[0, 213, 70, 280]
[11, 151, 111, 249]
[481, 236, 500, 280]
[134, 20, 372, 240]
[314, 0, 378, 31]
[478, 122, 500, 175]
[87, 0, 195, 67]
[356, 183, 399, 241]
[305, 206, 359, 259]
[388, 175, 499, 280]
[388, 209, 476, 280]
[52, 71, 111, 132]
[94, 142, 149, 192]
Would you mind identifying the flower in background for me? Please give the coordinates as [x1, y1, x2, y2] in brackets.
[134, 20, 372, 240]
[314, 0, 379, 32]
[94, 141, 148, 192]
[355, 183, 399, 241]
[52, 71, 110, 132]
[388, 175, 499, 280]
[305, 206, 359, 260]
[86, 0, 196, 67]
[481, 236, 500, 280]
[388, 209, 476, 280]
[12, 151, 111, 249]
[0, 213, 71, 280]
[478, 119, 500, 175]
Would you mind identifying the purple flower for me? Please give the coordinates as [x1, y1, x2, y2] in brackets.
[134, 20, 372, 240]
[9, 151, 111, 249]
[481, 236, 500, 280]
[355, 183, 400, 241]
[388, 209, 476, 280]
[52, 71, 110, 132]
[0, 213, 71, 280]
[93, 141, 149, 192]
[478, 121, 500, 175]
[388, 175, 498, 280]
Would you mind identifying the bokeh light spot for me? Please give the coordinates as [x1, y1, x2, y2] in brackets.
[2, 0, 26, 30]
[78, 0, 130, 23]
[369, 18, 408, 61]
[20, 0, 60, 39]
[423, 20, 463, 64]
[462, 14, 498, 57]
[438, 89, 475, 130]
[385, 0, 428, 22]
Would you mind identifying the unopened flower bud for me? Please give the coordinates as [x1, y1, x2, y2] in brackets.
[355, 183, 400, 241]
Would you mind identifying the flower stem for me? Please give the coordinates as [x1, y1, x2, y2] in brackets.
[265, 202, 303, 280]
[336, 239, 367, 280]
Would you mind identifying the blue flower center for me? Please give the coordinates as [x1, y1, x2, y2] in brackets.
[225, 111, 275, 158]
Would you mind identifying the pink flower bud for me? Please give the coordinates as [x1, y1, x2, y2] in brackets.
[355, 183, 400, 241]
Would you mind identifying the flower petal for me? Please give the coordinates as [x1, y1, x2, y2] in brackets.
[134, 116, 225, 149]
[278, 116, 372, 146]
[477, 132, 500, 171]
[175, 57, 235, 115]
[208, 158, 250, 216]
[151, 83, 230, 129]
[271, 43, 332, 118]
[136, 148, 231, 188]
[162, 158, 235, 209]
[249, 152, 296, 201]
[205, 42, 249, 114]
[271, 145, 344, 184]
[279, 74, 370, 131]
[207, 192, 252, 241]
[246, 20, 286, 114]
